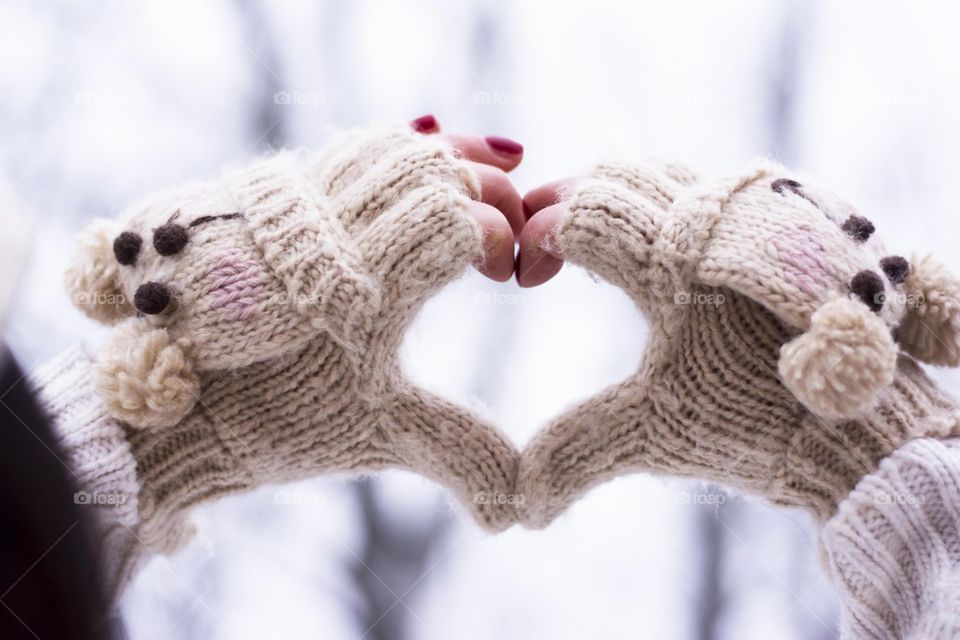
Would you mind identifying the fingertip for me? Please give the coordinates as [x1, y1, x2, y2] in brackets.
[516, 251, 563, 288]
[523, 178, 578, 218]
[484, 136, 524, 172]
[467, 201, 516, 282]
[411, 114, 440, 134]
[470, 162, 525, 238]
[445, 134, 523, 173]
[516, 202, 566, 288]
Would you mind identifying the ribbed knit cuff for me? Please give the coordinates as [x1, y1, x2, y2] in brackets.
[781, 356, 960, 522]
[29, 345, 142, 598]
[310, 124, 482, 210]
[821, 438, 960, 640]
[29, 347, 252, 599]
[556, 162, 689, 309]
[224, 151, 381, 354]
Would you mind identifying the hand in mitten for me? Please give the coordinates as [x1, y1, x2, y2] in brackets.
[516, 161, 960, 527]
[62, 119, 525, 578]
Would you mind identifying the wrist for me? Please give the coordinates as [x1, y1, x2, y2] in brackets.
[124, 400, 251, 551]
[30, 346, 143, 595]
[783, 356, 960, 520]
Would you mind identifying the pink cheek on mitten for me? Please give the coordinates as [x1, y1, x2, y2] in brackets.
[203, 249, 266, 321]
[771, 226, 830, 298]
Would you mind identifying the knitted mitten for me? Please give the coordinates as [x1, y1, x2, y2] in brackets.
[518, 161, 960, 527]
[37, 125, 518, 593]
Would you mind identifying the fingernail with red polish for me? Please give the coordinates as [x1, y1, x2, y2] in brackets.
[486, 135, 523, 156]
[411, 114, 437, 133]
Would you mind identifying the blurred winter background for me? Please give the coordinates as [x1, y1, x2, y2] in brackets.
[3, 0, 960, 638]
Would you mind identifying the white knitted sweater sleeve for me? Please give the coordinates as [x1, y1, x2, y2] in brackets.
[29, 344, 143, 597]
[822, 437, 960, 639]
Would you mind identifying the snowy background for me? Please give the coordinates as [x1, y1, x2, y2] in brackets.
[3, 0, 960, 638]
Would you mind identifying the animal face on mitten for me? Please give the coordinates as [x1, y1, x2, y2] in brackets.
[66, 153, 379, 429]
[72, 186, 297, 359]
[677, 163, 960, 418]
[519, 160, 960, 528]
[63, 127, 520, 534]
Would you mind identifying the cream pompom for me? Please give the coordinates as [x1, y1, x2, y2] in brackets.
[899, 255, 960, 366]
[95, 320, 199, 429]
[778, 297, 897, 419]
[65, 219, 132, 324]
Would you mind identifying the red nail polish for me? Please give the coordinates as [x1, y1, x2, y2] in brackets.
[485, 135, 523, 155]
[411, 114, 437, 133]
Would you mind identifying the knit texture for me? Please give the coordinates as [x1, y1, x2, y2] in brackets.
[47, 125, 519, 596]
[822, 437, 960, 639]
[518, 160, 960, 528]
[29, 346, 142, 599]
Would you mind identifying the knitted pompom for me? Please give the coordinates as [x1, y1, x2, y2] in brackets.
[778, 297, 897, 419]
[95, 320, 199, 429]
[899, 255, 960, 366]
[65, 219, 132, 324]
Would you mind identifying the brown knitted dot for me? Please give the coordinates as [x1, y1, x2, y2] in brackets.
[841, 215, 875, 243]
[134, 282, 171, 315]
[880, 256, 909, 285]
[113, 231, 142, 266]
[153, 223, 188, 256]
[850, 270, 885, 312]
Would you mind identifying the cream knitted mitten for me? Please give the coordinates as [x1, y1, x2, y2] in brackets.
[518, 161, 960, 527]
[56, 125, 519, 587]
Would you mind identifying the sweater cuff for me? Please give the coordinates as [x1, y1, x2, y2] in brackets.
[821, 438, 960, 639]
[29, 345, 143, 598]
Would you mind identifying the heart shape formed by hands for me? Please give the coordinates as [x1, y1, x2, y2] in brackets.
[515, 160, 960, 528]
[60, 117, 960, 603]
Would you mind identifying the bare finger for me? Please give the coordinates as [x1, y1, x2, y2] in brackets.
[444, 133, 524, 173]
[523, 178, 579, 220]
[516, 202, 567, 288]
[467, 201, 515, 282]
[470, 161, 525, 237]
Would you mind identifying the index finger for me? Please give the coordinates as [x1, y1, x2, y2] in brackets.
[444, 134, 524, 173]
